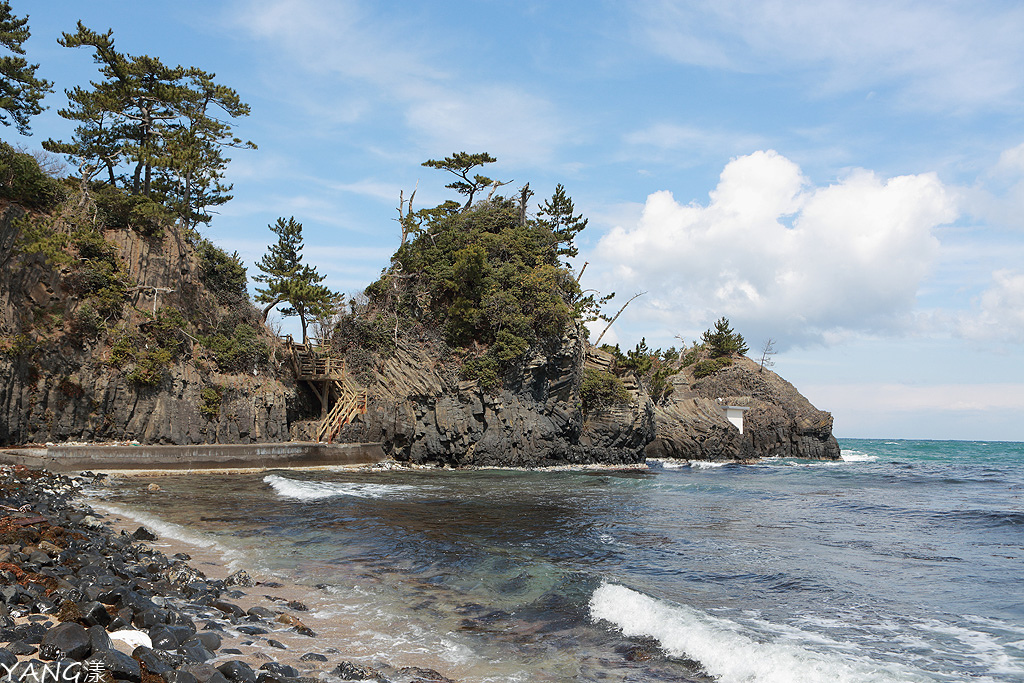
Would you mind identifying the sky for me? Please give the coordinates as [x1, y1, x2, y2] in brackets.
[12, 0, 1024, 441]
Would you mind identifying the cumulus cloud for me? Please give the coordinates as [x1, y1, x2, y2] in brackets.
[592, 150, 957, 347]
[634, 0, 1024, 110]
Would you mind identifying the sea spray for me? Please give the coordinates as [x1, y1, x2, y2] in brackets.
[262, 474, 426, 500]
[589, 583, 925, 683]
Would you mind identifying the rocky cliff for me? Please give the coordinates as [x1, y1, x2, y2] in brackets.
[324, 326, 655, 467]
[1, 192, 838, 464]
[646, 354, 840, 461]
[0, 201, 301, 446]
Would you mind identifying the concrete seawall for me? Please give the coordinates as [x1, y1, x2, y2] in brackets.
[0, 442, 386, 472]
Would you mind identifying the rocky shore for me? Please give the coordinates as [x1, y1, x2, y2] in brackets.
[0, 465, 456, 683]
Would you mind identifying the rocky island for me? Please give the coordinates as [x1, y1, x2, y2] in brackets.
[0, 144, 838, 466]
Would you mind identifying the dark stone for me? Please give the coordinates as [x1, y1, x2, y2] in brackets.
[131, 527, 158, 541]
[221, 648, 243, 655]
[40, 622, 91, 660]
[265, 639, 287, 650]
[132, 646, 174, 676]
[211, 601, 245, 618]
[217, 660, 256, 683]
[284, 600, 307, 612]
[182, 664, 231, 683]
[245, 606, 276, 619]
[178, 640, 214, 663]
[132, 608, 168, 629]
[86, 649, 142, 683]
[190, 631, 221, 651]
[332, 662, 386, 682]
[395, 667, 455, 683]
[235, 625, 267, 636]
[223, 571, 254, 588]
[258, 663, 297, 679]
[298, 653, 326, 662]
[148, 625, 180, 651]
[164, 672, 200, 683]
[78, 600, 112, 627]
[0, 647, 17, 669]
[87, 625, 112, 654]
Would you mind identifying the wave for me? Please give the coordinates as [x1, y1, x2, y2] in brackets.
[589, 583, 926, 683]
[263, 474, 426, 501]
[85, 499, 242, 565]
[840, 451, 878, 462]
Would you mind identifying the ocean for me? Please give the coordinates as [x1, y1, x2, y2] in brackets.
[87, 439, 1024, 682]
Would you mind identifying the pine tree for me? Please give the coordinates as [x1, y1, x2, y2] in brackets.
[43, 23, 254, 228]
[253, 217, 336, 343]
[701, 317, 748, 357]
[422, 152, 498, 209]
[0, 1, 52, 135]
[537, 183, 587, 259]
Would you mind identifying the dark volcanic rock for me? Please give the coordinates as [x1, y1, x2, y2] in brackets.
[39, 622, 91, 661]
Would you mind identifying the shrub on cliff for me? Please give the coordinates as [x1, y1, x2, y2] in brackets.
[581, 368, 631, 414]
[693, 356, 733, 379]
[0, 142, 65, 210]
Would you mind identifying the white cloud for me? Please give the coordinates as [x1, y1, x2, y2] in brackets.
[591, 150, 957, 347]
[635, 0, 1024, 110]
[956, 270, 1024, 344]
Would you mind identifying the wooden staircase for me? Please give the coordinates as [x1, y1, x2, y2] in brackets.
[316, 378, 368, 444]
[288, 340, 368, 443]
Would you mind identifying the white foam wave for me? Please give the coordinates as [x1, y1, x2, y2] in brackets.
[688, 460, 729, 469]
[589, 583, 926, 683]
[263, 474, 424, 501]
[86, 499, 241, 563]
[646, 458, 687, 469]
[841, 451, 878, 462]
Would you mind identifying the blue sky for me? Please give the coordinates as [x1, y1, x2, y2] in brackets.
[15, 0, 1024, 441]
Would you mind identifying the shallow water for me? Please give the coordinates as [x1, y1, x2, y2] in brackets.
[87, 439, 1024, 682]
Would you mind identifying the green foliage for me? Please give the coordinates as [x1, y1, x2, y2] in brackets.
[126, 346, 172, 386]
[202, 323, 268, 373]
[107, 309, 186, 387]
[422, 151, 498, 208]
[701, 317, 748, 358]
[107, 330, 135, 368]
[68, 303, 102, 339]
[199, 386, 221, 419]
[0, 333, 36, 357]
[197, 239, 247, 301]
[581, 368, 631, 414]
[14, 214, 71, 264]
[63, 230, 128, 320]
[622, 338, 655, 376]
[648, 366, 677, 404]
[0, 142, 66, 209]
[330, 313, 396, 358]
[682, 348, 699, 367]
[42, 22, 254, 227]
[91, 182, 170, 236]
[0, 2, 53, 135]
[693, 356, 733, 379]
[537, 183, 587, 259]
[254, 216, 337, 342]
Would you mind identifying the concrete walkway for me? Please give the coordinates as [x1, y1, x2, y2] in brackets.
[0, 442, 386, 473]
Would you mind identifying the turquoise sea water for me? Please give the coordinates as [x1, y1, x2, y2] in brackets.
[89, 439, 1024, 682]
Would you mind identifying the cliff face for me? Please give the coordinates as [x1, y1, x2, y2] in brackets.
[0, 203, 299, 446]
[328, 327, 655, 467]
[646, 355, 840, 461]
